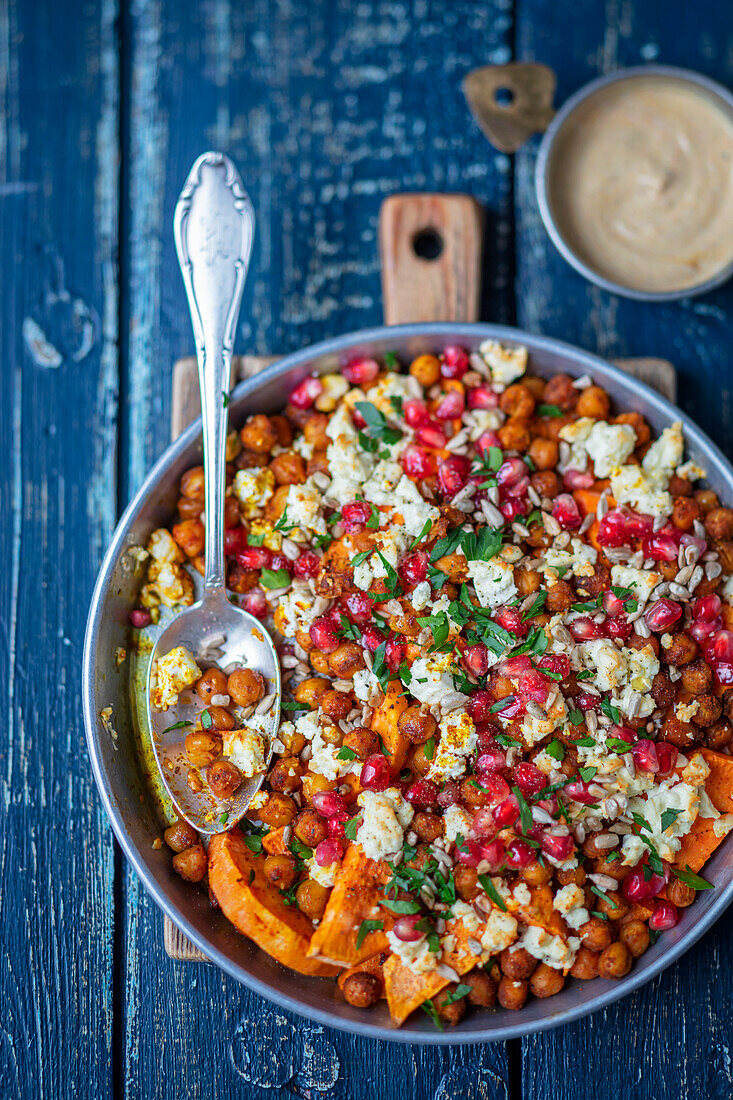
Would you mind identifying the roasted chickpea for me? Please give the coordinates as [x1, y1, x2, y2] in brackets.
[651, 671, 676, 708]
[545, 579, 574, 612]
[206, 705, 236, 731]
[705, 507, 733, 540]
[205, 759, 243, 800]
[716, 540, 733, 572]
[398, 706, 437, 744]
[328, 642, 365, 678]
[172, 844, 208, 883]
[269, 451, 307, 485]
[692, 694, 722, 727]
[626, 631, 660, 657]
[520, 859, 553, 887]
[164, 817, 199, 853]
[593, 855, 630, 882]
[694, 488, 719, 514]
[227, 667, 265, 707]
[303, 413, 330, 451]
[294, 677, 331, 709]
[573, 562, 611, 599]
[556, 865, 587, 887]
[666, 879, 696, 908]
[180, 465, 205, 498]
[578, 916, 612, 952]
[172, 518, 205, 558]
[706, 719, 733, 750]
[186, 768, 204, 793]
[515, 564, 541, 596]
[460, 776, 489, 809]
[268, 756, 303, 794]
[680, 658, 713, 695]
[613, 411, 650, 446]
[464, 969, 497, 1007]
[196, 667, 229, 704]
[530, 470, 560, 499]
[294, 809, 328, 847]
[342, 725, 378, 760]
[595, 890, 629, 922]
[527, 437, 559, 471]
[542, 373, 577, 412]
[662, 713, 696, 748]
[619, 919, 651, 957]
[663, 631, 698, 666]
[454, 865, 479, 901]
[671, 496, 700, 531]
[570, 946, 599, 980]
[669, 473, 693, 497]
[318, 689, 351, 721]
[295, 879, 330, 920]
[497, 977, 528, 1011]
[498, 418, 531, 452]
[409, 743, 432, 776]
[240, 414, 278, 454]
[258, 793, 297, 828]
[432, 985, 466, 1027]
[409, 353, 441, 387]
[413, 812, 442, 843]
[226, 560, 258, 594]
[530, 963, 565, 999]
[598, 941, 632, 979]
[576, 385, 610, 420]
[263, 854, 297, 888]
[184, 730, 223, 768]
[342, 972, 382, 1008]
[500, 383, 535, 419]
[500, 946, 537, 980]
[177, 494, 204, 520]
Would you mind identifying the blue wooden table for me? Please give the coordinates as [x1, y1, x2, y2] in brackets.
[2, 1, 733, 1097]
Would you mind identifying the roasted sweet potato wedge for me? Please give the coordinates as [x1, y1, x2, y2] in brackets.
[308, 845, 389, 965]
[371, 681, 409, 772]
[208, 828, 340, 977]
[671, 748, 733, 873]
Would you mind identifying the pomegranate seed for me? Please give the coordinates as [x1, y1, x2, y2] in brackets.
[385, 637, 406, 670]
[405, 779, 439, 808]
[505, 839, 534, 868]
[392, 913, 425, 942]
[518, 668, 550, 705]
[564, 780, 596, 805]
[649, 899, 679, 931]
[497, 457, 529, 491]
[437, 781, 462, 808]
[475, 430, 502, 456]
[540, 833, 574, 861]
[479, 773, 511, 806]
[693, 594, 722, 622]
[462, 643, 490, 678]
[625, 512, 655, 540]
[609, 724, 636, 745]
[552, 493, 582, 529]
[644, 598, 683, 633]
[499, 654, 533, 678]
[569, 617, 601, 641]
[293, 551, 320, 579]
[712, 630, 733, 662]
[499, 498, 528, 521]
[603, 591, 625, 616]
[224, 527, 249, 555]
[562, 468, 595, 490]
[622, 869, 656, 902]
[466, 690, 493, 723]
[497, 695, 526, 719]
[360, 753, 391, 791]
[351, 407, 367, 429]
[494, 606, 529, 638]
[512, 762, 545, 797]
[470, 807, 496, 835]
[492, 795, 520, 828]
[361, 625, 386, 652]
[475, 724, 500, 753]
[312, 790, 348, 817]
[597, 511, 630, 548]
[468, 385, 498, 409]
[342, 591, 372, 624]
[575, 691, 600, 712]
[655, 742, 678, 776]
[400, 551, 429, 585]
[475, 747, 506, 775]
[341, 501, 373, 531]
[473, 838, 506, 870]
[455, 840, 481, 866]
[438, 455, 471, 497]
[270, 553, 292, 574]
[435, 390, 465, 419]
[236, 546, 272, 569]
[342, 356, 379, 385]
[130, 608, 151, 628]
[310, 617, 340, 653]
[440, 345, 469, 378]
[314, 838, 344, 866]
[327, 814, 348, 839]
[404, 399, 429, 427]
[416, 422, 448, 449]
[691, 617, 720, 645]
[631, 739, 660, 772]
[290, 377, 323, 409]
[643, 533, 679, 562]
[537, 655, 571, 679]
[241, 588, 268, 618]
[401, 444, 434, 478]
[605, 615, 633, 641]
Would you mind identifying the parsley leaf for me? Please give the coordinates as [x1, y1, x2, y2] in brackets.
[162, 719, 192, 733]
[260, 567, 290, 589]
[521, 591, 547, 620]
[512, 785, 533, 836]
[672, 865, 714, 890]
[409, 518, 433, 550]
[356, 919, 384, 949]
[478, 873, 508, 912]
[545, 738, 565, 761]
[337, 745, 357, 761]
[344, 815, 361, 840]
[354, 401, 403, 446]
[381, 897, 421, 915]
[661, 808, 684, 832]
[422, 999, 444, 1030]
[536, 403, 564, 418]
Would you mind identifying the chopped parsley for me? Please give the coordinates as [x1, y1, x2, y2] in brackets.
[672, 865, 714, 891]
[356, 919, 384, 948]
[260, 567, 290, 589]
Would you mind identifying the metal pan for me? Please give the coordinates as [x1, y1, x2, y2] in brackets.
[83, 321, 733, 1043]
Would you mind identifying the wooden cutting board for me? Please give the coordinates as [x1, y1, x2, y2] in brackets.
[163, 193, 676, 963]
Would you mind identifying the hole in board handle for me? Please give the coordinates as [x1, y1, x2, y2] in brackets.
[494, 86, 514, 107]
[412, 227, 444, 261]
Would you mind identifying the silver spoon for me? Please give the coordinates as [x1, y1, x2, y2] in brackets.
[145, 151, 280, 835]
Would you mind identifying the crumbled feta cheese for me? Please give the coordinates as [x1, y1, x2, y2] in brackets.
[479, 908, 519, 955]
[148, 528, 184, 564]
[442, 804, 473, 844]
[468, 557, 517, 609]
[713, 814, 733, 838]
[521, 692, 568, 747]
[275, 586, 325, 637]
[621, 834, 648, 866]
[361, 459, 404, 508]
[675, 700, 700, 724]
[558, 417, 595, 473]
[642, 421, 684, 482]
[152, 645, 201, 710]
[410, 581, 432, 611]
[222, 727, 267, 777]
[366, 373, 421, 417]
[306, 855, 339, 887]
[627, 777, 701, 861]
[479, 340, 528, 386]
[512, 882, 532, 906]
[676, 459, 706, 482]
[623, 644, 660, 693]
[581, 639, 628, 692]
[427, 711, 477, 783]
[233, 467, 275, 516]
[392, 476, 439, 538]
[520, 925, 580, 970]
[409, 653, 461, 706]
[465, 408, 504, 441]
[542, 537, 597, 580]
[314, 373, 349, 412]
[283, 478, 326, 539]
[724, 574, 733, 604]
[610, 465, 672, 519]
[681, 750, 710, 787]
[386, 931, 438, 974]
[352, 667, 382, 703]
[356, 788, 414, 862]
[294, 711, 357, 782]
[585, 422, 636, 478]
[553, 884, 590, 931]
[450, 899, 483, 937]
[610, 564, 662, 604]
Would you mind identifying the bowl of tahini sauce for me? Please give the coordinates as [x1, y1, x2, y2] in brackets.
[536, 66, 733, 300]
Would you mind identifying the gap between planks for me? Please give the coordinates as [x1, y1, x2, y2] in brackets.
[164, 351, 676, 963]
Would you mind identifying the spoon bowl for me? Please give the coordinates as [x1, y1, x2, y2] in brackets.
[145, 151, 281, 834]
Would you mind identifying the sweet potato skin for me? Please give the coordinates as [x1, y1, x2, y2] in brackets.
[208, 828, 340, 977]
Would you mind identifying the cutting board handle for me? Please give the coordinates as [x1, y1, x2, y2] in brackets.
[378, 193, 483, 325]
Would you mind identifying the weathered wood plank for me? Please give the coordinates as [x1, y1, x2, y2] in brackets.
[122, 0, 516, 1095]
[515, 3, 733, 1097]
[0, 1, 119, 1098]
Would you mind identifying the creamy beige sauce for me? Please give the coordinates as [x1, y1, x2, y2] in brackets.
[548, 76, 733, 293]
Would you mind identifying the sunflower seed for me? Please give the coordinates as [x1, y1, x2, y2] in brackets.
[281, 538, 300, 560]
[467, 937, 483, 956]
[280, 654, 300, 669]
[694, 519, 706, 539]
[669, 582, 690, 599]
[586, 710, 598, 733]
[542, 513, 562, 536]
[593, 833, 619, 850]
[706, 560, 723, 580]
[482, 500, 505, 527]
[469, 351, 490, 378]
[596, 492, 609, 520]
[635, 617, 650, 638]
[574, 823, 586, 843]
[688, 565, 704, 591]
[527, 485, 542, 507]
[210, 693, 231, 707]
[675, 563, 694, 586]
[446, 428, 470, 451]
[572, 374, 592, 389]
[588, 873, 618, 891]
[579, 512, 594, 534]
[255, 693, 276, 714]
[311, 471, 331, 491]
